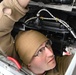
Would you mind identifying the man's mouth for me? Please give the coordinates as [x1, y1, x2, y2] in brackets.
[48, 57, 55, 63]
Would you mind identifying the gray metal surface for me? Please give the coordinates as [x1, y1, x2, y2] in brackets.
[29, 1, 76, 12]
[72, 65, 76, 75]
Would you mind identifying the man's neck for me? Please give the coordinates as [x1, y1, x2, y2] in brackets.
[29, 68, 45, 75]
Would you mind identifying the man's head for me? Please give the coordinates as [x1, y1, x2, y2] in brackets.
[15, 30, 48, 64]
[15, 30, 56, 74]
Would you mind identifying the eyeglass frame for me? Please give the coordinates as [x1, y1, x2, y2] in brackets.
[33, 40, 52, 57]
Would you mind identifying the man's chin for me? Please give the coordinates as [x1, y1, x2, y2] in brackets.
[52, 63, 56, 69]
[48, 62, 56, 70]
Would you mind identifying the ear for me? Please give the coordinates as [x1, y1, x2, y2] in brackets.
[27, 63, 31, 67]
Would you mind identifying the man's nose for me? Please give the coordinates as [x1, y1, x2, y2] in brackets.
[45, 47, 54, 56]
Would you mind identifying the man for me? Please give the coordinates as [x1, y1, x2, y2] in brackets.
[15, 30, 73, 75]
[0, 0, 73, 75]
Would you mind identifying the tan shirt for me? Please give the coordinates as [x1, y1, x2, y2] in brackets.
[0, 0, 28, 57]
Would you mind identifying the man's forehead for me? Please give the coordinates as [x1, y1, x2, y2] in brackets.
[38, 41, 47, 50]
